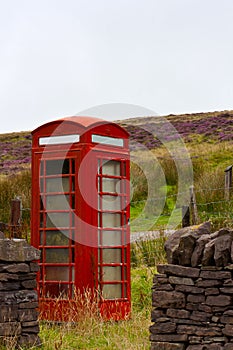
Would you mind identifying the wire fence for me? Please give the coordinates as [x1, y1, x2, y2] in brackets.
[0, 186, 233, 238]
[131, 185, 233, 231]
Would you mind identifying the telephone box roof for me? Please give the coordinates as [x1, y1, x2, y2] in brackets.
[32, 116, 128, 135]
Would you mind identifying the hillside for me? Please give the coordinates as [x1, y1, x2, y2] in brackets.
[0, 132, 31, 175]
[120, 110, 233, 150]
[0, 110, 233, 175]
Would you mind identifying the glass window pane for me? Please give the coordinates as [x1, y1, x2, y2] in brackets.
[102, 161, 120, 176]
[40, 213, 44, 228]
[71, 176, 75, 191]
[102, 249, 122, 263]
[42, 230, 69, 246]
[39, 134, 79, 146]
[45, 248, 69, 263]
[123, 283, 127, 298]
[72, 213, 75, 227]
[40, 179, 44, 192]
[120, 179, 126, 193]
[40, 161, 44, 176]
[102, 266, 122, 281]
[124, 248, 127, 262]
[101, 195, 121, 211]
[46, 159, 70, 175]
[101, 178, 119, 193]
[92, 134, 124, 147]
[40, 197, 44, 210]
[101, 213, 121, 228]
[46, 195, 70, 210]
[71, 159, 75, 174]
[40, 232, 44, 245]
[45, 266, 69, 281]
[44, 283, 70, 298]
[46, 213, 70, 228]
[102, 284, 122, 299]
[121, 232, 126, 246]
[99, 230, 122, 246]
[71, 195, 75, 209]
[46, 178, 70, 192]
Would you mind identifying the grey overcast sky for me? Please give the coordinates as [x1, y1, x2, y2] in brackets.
[1, 0, 233, 133]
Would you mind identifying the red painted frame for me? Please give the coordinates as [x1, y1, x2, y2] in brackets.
[31, 116, 130, 321]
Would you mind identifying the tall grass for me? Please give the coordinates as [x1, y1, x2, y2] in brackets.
[131, 142, 233, 231]
[38, 270, 154, 350]
[39, 308, 151, 350]
[0, 170, 31, 238]
[130, 160, 148, 202]
[0, 264, 157, 350]
[194, 166, 233, 229]
[190, 143, 233, 229]
[131, 236, 167, 267]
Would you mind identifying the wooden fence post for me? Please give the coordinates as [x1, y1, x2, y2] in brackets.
[190, 185, 199, 225]
[182, 205, 190, 227]
[225, 165, 233, 201]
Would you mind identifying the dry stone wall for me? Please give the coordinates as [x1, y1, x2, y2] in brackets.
[0, 237, 41, 348]
[150, 223, 233, 350]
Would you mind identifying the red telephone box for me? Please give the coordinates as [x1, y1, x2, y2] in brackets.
[31, 116, 130, 320]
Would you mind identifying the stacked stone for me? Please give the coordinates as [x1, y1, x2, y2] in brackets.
[150, 223, 233, 350]
[151, 264, 233, 349]
[0, 238, 41, 348]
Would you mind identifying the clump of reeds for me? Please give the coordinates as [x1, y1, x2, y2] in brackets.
[131, 235, 167, 268]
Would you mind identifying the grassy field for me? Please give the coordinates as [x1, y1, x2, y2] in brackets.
[38, 267, 155, 350]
